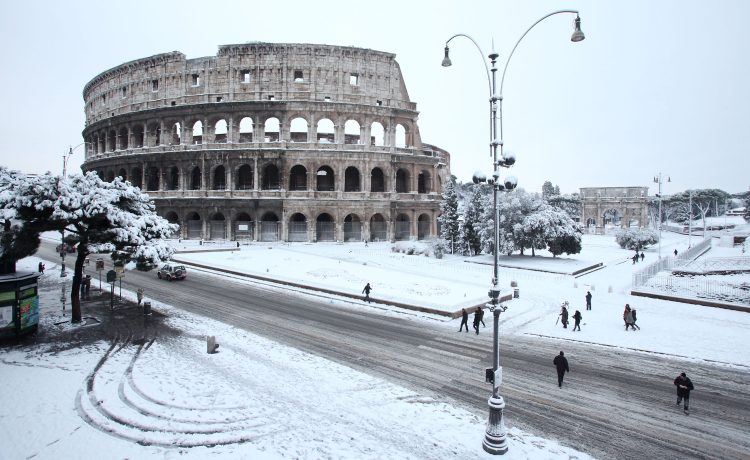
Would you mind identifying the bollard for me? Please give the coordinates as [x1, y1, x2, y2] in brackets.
[207, 336, 220, 354]
[573, 281, 578, 289]
[513, 288, 519, 298]
[608, 285, 613, 293]
[143, 301, 151, 315]
[510, 280, 518, 288]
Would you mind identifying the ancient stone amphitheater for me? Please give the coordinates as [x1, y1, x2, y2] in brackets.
[81, 42, 450, 242]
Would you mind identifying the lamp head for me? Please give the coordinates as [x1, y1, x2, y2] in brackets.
[571, 15, 585, 42]
[472, 170, 487, 184]
[504, 175, 518, 191]
[501, 151, 516, 167]
[442, 46, 452, 67]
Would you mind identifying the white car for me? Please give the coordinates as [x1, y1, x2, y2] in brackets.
[156, 263, 187, 281]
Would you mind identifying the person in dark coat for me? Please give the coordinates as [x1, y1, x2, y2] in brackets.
[553, 351, 569, 387]
[631, 308, 640, 330]
[640, 252, 645, 262]
[674, 249, 678, 257]
[478, 307, 485, 327]
[572, 310, 582, 331]
[674, 372, 694, 414]
[458, 308, 469, 332]
[473, 308, 481, 335]
[38, 262, 45, 274]
[362, 282, 372, 303]
[632, 253, 638, 264]
[585, 291, 592, 310]
[624, 304, 635, 330]
[560, 305, 569, 329]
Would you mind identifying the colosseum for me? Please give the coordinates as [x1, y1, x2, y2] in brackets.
[80, 42, 451, 243]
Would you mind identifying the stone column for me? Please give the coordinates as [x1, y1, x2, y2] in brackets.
[253, 158, 259, 191]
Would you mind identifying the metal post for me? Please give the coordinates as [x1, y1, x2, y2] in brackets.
[442, 11, 584, 455]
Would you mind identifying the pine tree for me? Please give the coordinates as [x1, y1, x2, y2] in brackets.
[437, 179, 460, 254]
[460, 185, 484, 256]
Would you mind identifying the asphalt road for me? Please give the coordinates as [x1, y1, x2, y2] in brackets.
[39, 244, 750, 460]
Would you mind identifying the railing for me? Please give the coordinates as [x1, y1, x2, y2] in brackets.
[632, 238, 712, 287]
[635, 273, 750, 306]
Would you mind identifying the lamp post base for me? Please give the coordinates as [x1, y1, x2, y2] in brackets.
[482, 394, 508, 455]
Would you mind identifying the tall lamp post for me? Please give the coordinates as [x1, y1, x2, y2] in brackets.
[442, 10, 585, 455]
[653, 172, 670, 259]
[59, 142, 88, 277]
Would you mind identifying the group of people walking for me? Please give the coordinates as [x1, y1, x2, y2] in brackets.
[632, 251, 645, 264]
[458, 307, 485, 334]
[623, 304, 640, 330]
[558, 302, 583, 331]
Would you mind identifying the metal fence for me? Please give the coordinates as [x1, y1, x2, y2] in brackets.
[632, 238, 712, 287]
[631, 238, 750, 305]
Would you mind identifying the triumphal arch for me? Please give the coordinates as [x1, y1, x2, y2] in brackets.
[580, 187, 649, 230]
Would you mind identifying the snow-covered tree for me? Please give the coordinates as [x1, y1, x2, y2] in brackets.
[459, 185, 485, 256]
[495, 189, 540, 255]
[548, 193, 581, 222]
[437, 179, 460, 254]
[0, 170, 177, 323]
[614, 228, 659, 250]
[541, 181, 560, 201]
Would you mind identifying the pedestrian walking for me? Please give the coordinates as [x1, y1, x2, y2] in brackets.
[585, 290, 592, 310]
[572, 310, 582, 331]
[38, 262, 45, 274]
[362, 282, 372, 303]
[81, 275, 91, 300]
[478, 306, 485, 327]
[458, 308, 469, 332]
[674, 372, 694, 414]
[473, 308, 481, 335]
[553, 351, 569, 388]
[624, 304, 635, 331]
[632, 253, 638, 264]
[631, 308, 641, 330]
[137, 288, 144, 306]
[640, 252, 645, 262]
[674, 249, 678, 257]
[559, 304, 569, 329]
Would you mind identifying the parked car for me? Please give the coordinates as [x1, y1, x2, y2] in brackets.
[156, 263, 187, 281]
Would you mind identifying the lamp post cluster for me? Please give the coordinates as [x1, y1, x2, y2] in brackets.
[442, 11, 585, 455]
[653, 172, 670, 259]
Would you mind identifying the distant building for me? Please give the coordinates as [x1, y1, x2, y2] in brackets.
[80, 43, 450, 242]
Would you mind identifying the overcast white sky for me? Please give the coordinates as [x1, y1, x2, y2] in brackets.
[1, 0, 748, 195]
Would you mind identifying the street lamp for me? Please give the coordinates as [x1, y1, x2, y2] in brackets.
[59, 142, 88, 277]
[653, 172, 670, 259]
[442, 10, 585, 455]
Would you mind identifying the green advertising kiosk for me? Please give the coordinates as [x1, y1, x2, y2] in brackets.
[0, 272, 40, 338]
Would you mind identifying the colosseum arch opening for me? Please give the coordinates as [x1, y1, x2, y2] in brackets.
[316, 166, 335, 191]
[289, 213, 308, 242]
[81, 43, 450, 243]
[317, 118, 335, 143]
[344, 167, 360, 192]
[316, 213, 335, 241]
[236, 164, 253, 190]
[344, 214, 362, 242]
[417, 214, 431, 240]
[259, 212, 280, 242]
[239, 117, 254, 143]
[371, 168, 386, 192]
[370, 214, 387, 242]
[164, 211, 180, 238]
[395, 213, 411, 241]
[289, 165, 307, 191]
[344, 120, 360, 144]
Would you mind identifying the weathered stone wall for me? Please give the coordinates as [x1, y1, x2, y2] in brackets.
[80, 43, 450, 243]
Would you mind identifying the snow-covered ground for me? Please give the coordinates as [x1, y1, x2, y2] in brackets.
[1, 229, 749, 459]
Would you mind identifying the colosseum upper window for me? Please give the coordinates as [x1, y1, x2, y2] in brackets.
[191, 74, 200, 86]
[293, 70, 304, 83]
[349, 73, 359, 86]
[241, 70, 251, 83]
[151, 80, 159, 91]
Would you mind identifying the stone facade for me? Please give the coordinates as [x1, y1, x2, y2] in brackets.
[80, 43, 450, 242]
[580, 186, 649, 229]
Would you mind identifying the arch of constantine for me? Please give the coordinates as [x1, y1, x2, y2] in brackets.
[580, 186, 649, 231]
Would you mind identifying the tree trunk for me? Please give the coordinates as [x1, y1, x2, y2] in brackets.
[70, 243, 87, 323]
